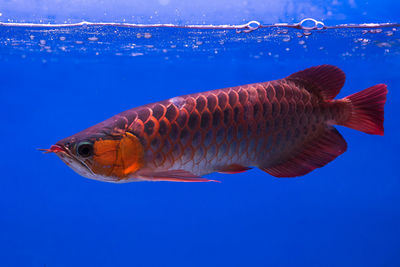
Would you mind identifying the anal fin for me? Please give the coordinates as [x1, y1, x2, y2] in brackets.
[261, 127, 347, 177]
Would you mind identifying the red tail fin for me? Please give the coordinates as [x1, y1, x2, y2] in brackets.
[342, 84, 387, 135]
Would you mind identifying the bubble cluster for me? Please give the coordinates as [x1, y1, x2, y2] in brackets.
[299, 18, 325, 30]
[0, 19, 397, 61]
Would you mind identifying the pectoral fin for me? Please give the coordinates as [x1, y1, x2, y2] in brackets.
[139, 170, 220, 182]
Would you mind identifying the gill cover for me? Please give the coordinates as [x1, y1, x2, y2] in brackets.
[91, 132, 144, 179]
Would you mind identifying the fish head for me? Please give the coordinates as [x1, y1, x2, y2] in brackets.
[42, 118, 145, 182]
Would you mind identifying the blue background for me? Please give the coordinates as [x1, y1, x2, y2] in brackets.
[1, 1, 399, 266]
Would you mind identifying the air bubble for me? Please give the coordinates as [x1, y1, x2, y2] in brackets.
[59, 36, 66, 41]
[243, 20, 260, 33]
[75, 40, 83, 44]
[386, 31, 394, 36]
[88, 36, 98, 41]
[298, 40, 305, 45]
[376, 42, 391, 48]
[296, 32, 303, 38]
[247, 21, 260, 29]
[369, 29, 383, 34]
[136, 33, 142, 38]
[283, 36, 291, 42]
[144, 33, 152, 39]
[131, 53, 144, 56]
[361, 38, 369, 45]
[196, 41, 203, 45]
[303, 31, 312, 36]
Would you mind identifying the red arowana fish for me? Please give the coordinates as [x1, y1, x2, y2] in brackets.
[40, 65, 387, 182]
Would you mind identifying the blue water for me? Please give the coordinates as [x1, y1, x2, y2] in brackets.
[1, 3, 400, 267]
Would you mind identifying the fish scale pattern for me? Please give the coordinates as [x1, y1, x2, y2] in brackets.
[122, 79, 340, 175]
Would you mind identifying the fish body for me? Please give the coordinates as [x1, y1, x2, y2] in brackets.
[44, 65, 387, 182]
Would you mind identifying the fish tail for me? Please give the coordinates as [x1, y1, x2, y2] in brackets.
[340, 84, 388, 135]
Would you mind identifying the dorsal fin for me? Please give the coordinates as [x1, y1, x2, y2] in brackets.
[260, 127, 347, 177]
[286, 65, 346, 100]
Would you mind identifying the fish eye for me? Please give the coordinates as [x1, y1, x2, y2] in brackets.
[76, 142, 93, 158]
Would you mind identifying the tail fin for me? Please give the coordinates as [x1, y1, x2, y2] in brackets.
[341, 84, 387, 135]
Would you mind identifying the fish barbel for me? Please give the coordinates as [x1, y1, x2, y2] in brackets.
[40, 65, 387, 182]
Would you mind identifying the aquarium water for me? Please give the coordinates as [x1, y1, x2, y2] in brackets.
[0, 1, 399, 266]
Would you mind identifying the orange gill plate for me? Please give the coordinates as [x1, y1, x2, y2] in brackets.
[91, 132, 144, 179]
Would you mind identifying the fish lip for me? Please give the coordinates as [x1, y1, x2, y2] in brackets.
[49, 144, 66, 153]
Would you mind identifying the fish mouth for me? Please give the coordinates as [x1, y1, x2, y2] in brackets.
[39, 144, 95, 177]
[38, 144, 66, 154]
